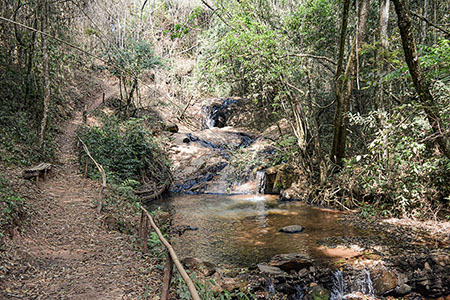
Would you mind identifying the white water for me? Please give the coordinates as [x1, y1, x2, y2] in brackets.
[256, 170, 266, 194]
[330, 269, 375, 300]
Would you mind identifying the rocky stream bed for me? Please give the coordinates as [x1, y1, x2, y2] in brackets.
[157, 97, 450, 300]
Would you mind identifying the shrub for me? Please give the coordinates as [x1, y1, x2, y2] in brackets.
[0, 175, 25, 238]
[77, 116, 171, 187]
[341, 106, 450, 218]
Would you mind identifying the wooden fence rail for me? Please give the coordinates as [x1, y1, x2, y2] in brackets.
[77, 137, 107, 213]
[139, 206, 201, 300]
[77, 136, 199, 299]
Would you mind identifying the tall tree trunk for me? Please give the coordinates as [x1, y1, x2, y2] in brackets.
[421, 0, 428, 44]
[331, 0, 371, 166]
[377, 0, 391, 169]
[376, 0, 390, 111]
[39, 0, 50, 149]
[392, 0, 450, 159]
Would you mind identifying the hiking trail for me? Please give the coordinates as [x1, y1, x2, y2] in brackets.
[2, 86, 159, 299]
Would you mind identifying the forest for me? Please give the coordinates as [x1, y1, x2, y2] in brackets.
[0, 0, 449, 299]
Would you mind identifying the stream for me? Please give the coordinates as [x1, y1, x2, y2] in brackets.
[159, 98, 450, 298]
[152, 194, 363, 267]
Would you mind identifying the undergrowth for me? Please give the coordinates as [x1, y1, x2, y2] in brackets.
[174, 271, 255, 300]
[77, 115, 171, 187]
[0, 174, 25, 240]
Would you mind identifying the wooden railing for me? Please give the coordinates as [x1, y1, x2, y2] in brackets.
[78, 137, 107, 213]
[139, 206, 201, 300]
[78, 137, 200, 299]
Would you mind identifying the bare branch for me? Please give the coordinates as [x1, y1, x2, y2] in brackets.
[411, 11, 450, 37]
[282, 53, 337, 66]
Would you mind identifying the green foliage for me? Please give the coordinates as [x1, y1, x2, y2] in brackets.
[420, 39, 450, 82]
[77, 116, 171, 186]
[0, 110, 55, 165]
[285, 0, 339, 55]
[104, 39, 161, 79]
[0, 175, 25, 238]
[174, 271, 255, 300]
[342, 106, 450, 218]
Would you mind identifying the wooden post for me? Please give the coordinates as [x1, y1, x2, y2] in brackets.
[77, 137, 107, 214]
[161, 251, 174, 300]
[142, 214, 148, 253]
[141, 207, 201, 300]
[82, 104, 87, 124]
[102, 92, 105, 104]
[138, 210, 145, 240]
[84, 158, 89, 178]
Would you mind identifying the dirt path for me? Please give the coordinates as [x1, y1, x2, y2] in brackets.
[2, 86, 159, 299]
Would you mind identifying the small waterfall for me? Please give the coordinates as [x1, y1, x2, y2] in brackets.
[355, 269, 374, 296]
[256, 170, 266, 194]
[265, 276, 275, 295]
[331, 270, 347, 300]
[293, 284, 304, 300]
[331, 269, 375, 300]
[202, 98, 239, 129]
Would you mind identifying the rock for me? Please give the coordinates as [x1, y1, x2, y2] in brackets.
[280, 225, 304, 233]
[181, 257, 216, 276]
[182, 257, 202, 268]
[257, 264, 286, 275]
[395, 284, 412, 295]
[263, 164, 297, 194]
[269, 254, 312, 272]
[306, 285, 330, 300]
[372, 267, 398, 295]
[222, 277, 246, 291]
[202, 98, 240, 129]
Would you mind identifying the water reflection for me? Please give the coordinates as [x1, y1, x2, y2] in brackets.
[151, 194, 361, 267]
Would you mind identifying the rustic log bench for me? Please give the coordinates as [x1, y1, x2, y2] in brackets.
[23, 163, 52, 183]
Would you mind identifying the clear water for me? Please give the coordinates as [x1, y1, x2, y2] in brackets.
[151, 194, 363, 267]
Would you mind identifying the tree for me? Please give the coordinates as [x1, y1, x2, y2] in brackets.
[392, 0, 450, 159]
[39, 0, 50, 148]
[331, 0, 371, 166]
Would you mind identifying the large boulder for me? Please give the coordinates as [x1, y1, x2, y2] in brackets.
[257, 264, 286, 276]
[269, 253, 313, 272]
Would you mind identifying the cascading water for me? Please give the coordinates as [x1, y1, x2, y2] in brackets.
[265, 276, 276, 295]
[354, 269, 375, 296]
[331, 270, 347, 300]
[256, 170, 266, 194]
[330, 269, 375, 300]
[293, 285, 305, 300]
[202, 98, 239, 129]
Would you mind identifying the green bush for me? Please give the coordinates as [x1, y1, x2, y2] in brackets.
[341, 106, 450, 218]
[0, 175, 25, 238]
[77, 116, 171, 186]
[0, 64, 56, 165]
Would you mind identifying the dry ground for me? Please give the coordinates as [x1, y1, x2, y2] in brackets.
[1, 87, 161, 299]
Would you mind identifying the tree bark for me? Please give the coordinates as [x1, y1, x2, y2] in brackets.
[39, 0, 50, 149]
[392, 0, 450, 159]
[331, 0, 371, 166]
[376, 0, 390, 111]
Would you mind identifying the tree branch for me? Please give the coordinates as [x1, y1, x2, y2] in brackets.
[411, 11, 450, 37]
[200, 0, 238, 32]
[282, 53, 337, 66]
